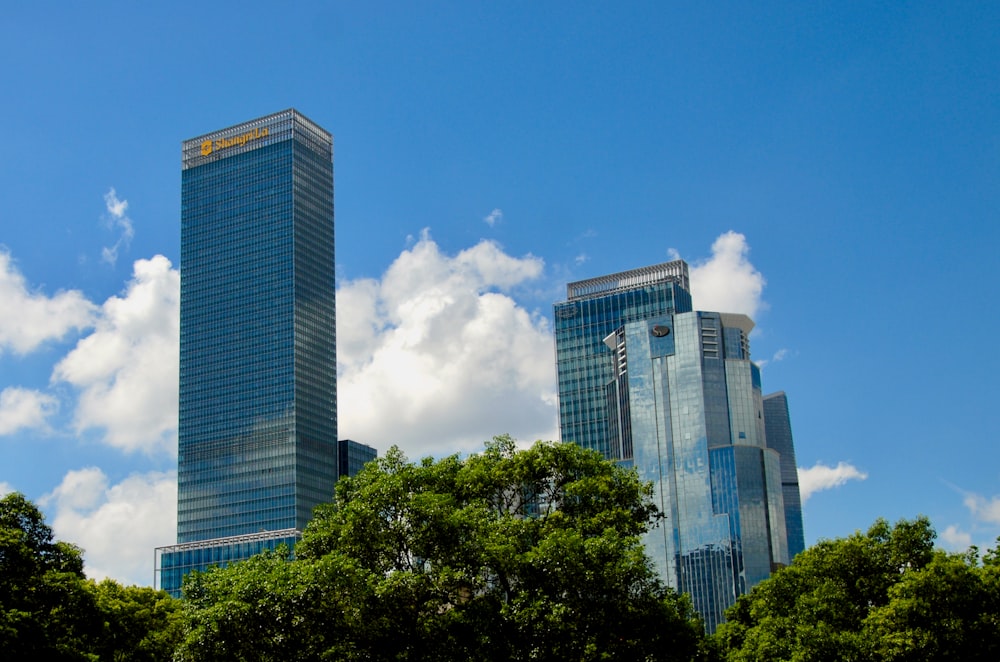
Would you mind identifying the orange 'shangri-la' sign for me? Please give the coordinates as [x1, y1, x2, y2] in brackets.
[200, 127, 270, 157]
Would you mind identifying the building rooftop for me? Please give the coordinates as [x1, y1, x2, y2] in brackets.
[566, 260, 690, 300]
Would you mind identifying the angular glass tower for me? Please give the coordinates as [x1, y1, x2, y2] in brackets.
[554, 261, 803, 632]
[156, 110, 337, 595]
[763, 392, 806, 560]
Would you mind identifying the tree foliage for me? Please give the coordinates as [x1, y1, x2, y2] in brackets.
[14, 455, 1000, 661]
[0, 492, 183, 661]
[179, 436, 707, 661]
[714, 516, 1000, 661]
[91, 580, 185, 662]
[1, 492, 97, 659]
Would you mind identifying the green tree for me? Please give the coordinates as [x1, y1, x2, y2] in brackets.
[0, 492, 101, 660]
[862, 545, 1000, 661]
[91, 580, 185, 662]
[0, 492, 183, 662]
[179, 437, 708, 661]
[715, 517, 1000, 662]
[178, 545, 367, 662]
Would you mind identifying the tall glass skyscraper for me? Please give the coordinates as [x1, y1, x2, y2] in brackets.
[156, 110, 337, 595]
[554, 262, 693, 460]
[554, 261, 803, 632]
[763, 392, 806, 559]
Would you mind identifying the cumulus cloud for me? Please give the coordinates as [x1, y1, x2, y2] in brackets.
[337, 231, 557, 458]
[0, 481, 13, 497]
[940, 524, 973, 550]
[0, 387, 58, 435]
[963, 493, 1000, 525]
[52, 255, 179, 454]
[483, 208, 503, 227]
[101, 188, 135, 266]
[0, 250, 96, 354]
[686, 231, 767, 318]
[42, 467, 176, 586]
[798, 461, 868, 502]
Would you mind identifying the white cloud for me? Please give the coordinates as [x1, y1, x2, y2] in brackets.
[574, 253, 589, 265]
[104, 189, 128, 218]
[0, 387, 58, 435]
[42, 467, 176, 587]
[0, 249, 96, 354]
[483, 208, 503, 227]
[757, 348, 791, 369]
[101, 188, 135, 266]
[798, 461, 868, 502]
[686, 231, 767, 318]
[963, 493, 1000, 525]
[940, 524, 973, 550]
[337, 231, 557, 459]
[0, 481, 13, 497]
[52, 255, 179, 454]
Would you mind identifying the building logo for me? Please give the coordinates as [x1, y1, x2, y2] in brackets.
[216, 127, 269, 153]
[199, 127, 270, 159]
[555, 304, 578, 319]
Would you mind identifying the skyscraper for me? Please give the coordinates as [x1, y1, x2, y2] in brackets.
[156, 109, 337, 595]
[554, 261, 693, 460]
[763, 392, 806, 559]
[554, 260, 802, 631]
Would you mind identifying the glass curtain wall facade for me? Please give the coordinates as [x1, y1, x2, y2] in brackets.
[338, 439, 378, 478]
[157, 110, 337, 596]
[555, 263, 801, 632]
[554, 261, 693, 460]
[763, 392, 806, 559]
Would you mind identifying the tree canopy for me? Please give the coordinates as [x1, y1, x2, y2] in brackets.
[0, 492, 183, 661]
[9, 450, 1000, 661]
[714, 516, 1000, 661]
[178, 436, 707, 661]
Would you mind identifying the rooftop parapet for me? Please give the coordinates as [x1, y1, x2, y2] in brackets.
[566, 259, 689, 300]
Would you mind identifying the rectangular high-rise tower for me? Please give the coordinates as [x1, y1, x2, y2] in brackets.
[156, 109, 337, 595]
[553, 261, 693, 460]
[554, 261, 803, 632]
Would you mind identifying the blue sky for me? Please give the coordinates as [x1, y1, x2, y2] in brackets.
[1, 2, 997, 586]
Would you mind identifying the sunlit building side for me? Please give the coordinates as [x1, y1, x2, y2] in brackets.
[554, 261, 803, 631]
